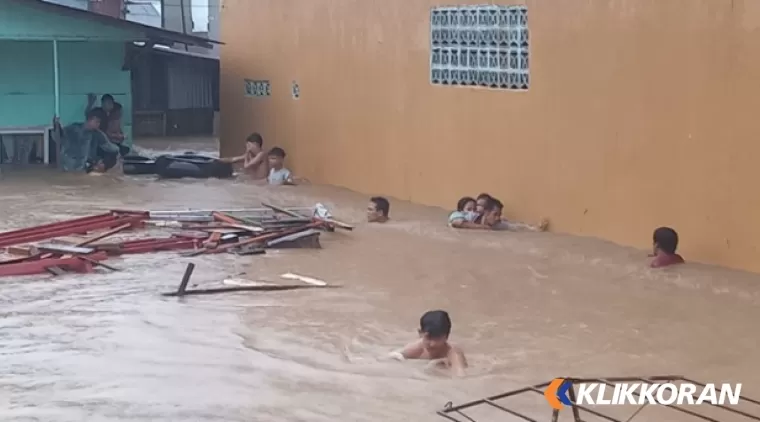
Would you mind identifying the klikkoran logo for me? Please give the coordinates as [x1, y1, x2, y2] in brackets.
[544, 378, 742, 410]
[544, 378, 574, 410]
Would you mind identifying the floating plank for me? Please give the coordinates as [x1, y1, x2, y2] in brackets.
[145, 220, 188, 227]
[149, 207, 314, 215]
[223, 278, 276, 287]
[266, 229, 321, 248]
[280, 273, 328, 286]
[45, 266, 67, 276]
[173, 231, 212, 240]
[0, 252, 108, 277]
[212, 211, 244, 225]
[76, 223, 133, 246]
[226, 223, 265, 233]
[34, 223, 133, 262]
[77, 256, 120, 272]
[262, 202, 353, 231]
[37, 243, 95, 255]
[203, 231, 223, 248]
[0, 214, 144, 248]
[261, 202, 308, 218]
[230, 245, 266, 256]
[322, 217, 354, 231]
[162, 284, 340, 297]
[147, 208, 315, 222]
[259, 217, 313, 224]
[4, 245, 38, 256]
[191, 222, 323, 256]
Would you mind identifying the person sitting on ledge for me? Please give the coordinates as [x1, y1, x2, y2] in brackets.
[367, 196, 390, 223]
[650, 226, 684, 268]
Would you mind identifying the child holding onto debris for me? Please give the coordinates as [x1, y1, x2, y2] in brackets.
[390, 310, 467, 376]
[650, 226, 684, 268]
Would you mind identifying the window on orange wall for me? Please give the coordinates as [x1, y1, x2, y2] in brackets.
[430, 5, 529, 91]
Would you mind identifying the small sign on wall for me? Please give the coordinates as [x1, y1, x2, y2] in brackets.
[244, 79, 271, 97]
[292, 81, 300, 99]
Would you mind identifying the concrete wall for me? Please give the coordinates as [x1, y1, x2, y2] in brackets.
[219, 0, 760, 273]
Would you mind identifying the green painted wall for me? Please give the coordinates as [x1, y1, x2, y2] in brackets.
[0, 0, 140, 41]
[0, 1, 143, 145]
[0, 41, 133, 144]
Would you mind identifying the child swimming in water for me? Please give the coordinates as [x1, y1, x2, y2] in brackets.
[391, 310, 467, 376]
[650, 226, 684, 268]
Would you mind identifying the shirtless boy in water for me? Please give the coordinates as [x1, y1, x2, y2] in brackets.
[391, 310, 467, 376]
[220, 132, 268, 179]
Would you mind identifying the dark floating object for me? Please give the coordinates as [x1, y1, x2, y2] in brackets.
[154, 154, 234, 179]
[122, 155, 157, 175]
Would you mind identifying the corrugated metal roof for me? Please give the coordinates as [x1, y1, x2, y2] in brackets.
[41, 0, 87, 10]
[9, 0, 221, 47]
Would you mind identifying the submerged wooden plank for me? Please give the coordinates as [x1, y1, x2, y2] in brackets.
[280, 273, 328, 286]
[162, 284, 339, 297]
[222, 279, 276, 287]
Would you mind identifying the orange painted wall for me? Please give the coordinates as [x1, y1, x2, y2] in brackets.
[220, 0, 760, 273]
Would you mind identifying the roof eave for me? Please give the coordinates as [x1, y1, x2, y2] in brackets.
[12, 0, 222, 49]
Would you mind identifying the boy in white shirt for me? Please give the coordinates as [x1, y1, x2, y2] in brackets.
[267, 147, 304, 185]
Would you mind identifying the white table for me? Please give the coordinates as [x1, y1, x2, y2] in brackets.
[0, 125, 52, 164]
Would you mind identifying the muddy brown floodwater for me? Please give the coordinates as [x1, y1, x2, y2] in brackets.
[1, 140, 760, 422]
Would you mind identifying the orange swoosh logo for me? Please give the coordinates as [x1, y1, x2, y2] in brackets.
[544, 378, 565, 410]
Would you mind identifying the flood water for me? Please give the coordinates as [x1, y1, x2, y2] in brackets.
[1, 139, 760, 422]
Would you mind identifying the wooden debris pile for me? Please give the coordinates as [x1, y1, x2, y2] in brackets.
[0, 203, 352, 278]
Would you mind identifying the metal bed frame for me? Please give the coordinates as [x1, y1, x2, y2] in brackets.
[438, 375, 760, 422]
